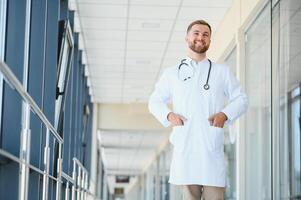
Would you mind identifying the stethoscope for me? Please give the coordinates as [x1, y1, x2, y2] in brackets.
[177, 58, 212, 90]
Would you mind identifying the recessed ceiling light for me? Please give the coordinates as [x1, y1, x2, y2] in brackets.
[135, 59, 151, 65]
[141, 22, 160, 29]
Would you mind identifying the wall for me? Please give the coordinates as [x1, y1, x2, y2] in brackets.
[0, 0, 96, 199]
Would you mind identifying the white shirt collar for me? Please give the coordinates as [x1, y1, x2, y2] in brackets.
[185, 56, 208, 66]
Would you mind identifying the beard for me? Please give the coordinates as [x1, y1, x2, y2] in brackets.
[188, 40, 209, 54]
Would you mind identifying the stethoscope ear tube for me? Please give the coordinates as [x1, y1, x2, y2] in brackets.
[178, 58, 212, 91]
[178, 59, 192, 81]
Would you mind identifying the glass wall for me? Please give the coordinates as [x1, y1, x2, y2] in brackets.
[159, 150, 169, 200]
[224, 47, 237, 199]
[273, 0, 301, 199]
[0, 1, 95, 199]
[146, 162, 155, 200]
[244, 2, 272, 199]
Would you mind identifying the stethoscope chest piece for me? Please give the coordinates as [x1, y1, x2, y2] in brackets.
[203, 84, 210, 90]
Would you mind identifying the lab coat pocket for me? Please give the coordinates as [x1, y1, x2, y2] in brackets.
[207, 126, 224, 153]
[169, 125, 186, 152]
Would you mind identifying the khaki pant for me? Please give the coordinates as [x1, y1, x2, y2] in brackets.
[183, 185, 225, 200]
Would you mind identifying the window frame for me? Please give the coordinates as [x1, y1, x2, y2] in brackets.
[223, 46, 238, 200]
[0, 0, 7, 139]
[55, 19, 74, 132]
[288, 84, 301, 198]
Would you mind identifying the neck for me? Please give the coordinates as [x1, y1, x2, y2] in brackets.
[187, 50, 206, 62]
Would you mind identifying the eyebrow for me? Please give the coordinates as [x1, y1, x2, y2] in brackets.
[192, 30, 210, 34]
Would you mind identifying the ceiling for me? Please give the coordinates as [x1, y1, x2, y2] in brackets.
[73, 0, 233, 103]
[70, 0, 234, 195]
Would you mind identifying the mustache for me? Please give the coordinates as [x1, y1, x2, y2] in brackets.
[194, 40, 205, 44]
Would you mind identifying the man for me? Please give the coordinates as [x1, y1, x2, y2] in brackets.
[148, 20, 248, 200]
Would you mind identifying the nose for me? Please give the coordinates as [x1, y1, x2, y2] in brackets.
[196, 34, 204, 41]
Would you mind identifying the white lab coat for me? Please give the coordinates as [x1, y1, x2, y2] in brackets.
[148, 57, 248, 187]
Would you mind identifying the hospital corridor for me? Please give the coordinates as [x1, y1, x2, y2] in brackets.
[0, 0, 300, 199]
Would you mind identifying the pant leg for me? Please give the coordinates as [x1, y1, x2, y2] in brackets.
[182, 185, 202, 200]
[201, 186, 225, 200]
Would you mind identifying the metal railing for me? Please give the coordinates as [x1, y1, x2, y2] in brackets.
[0, 61, 94, 200]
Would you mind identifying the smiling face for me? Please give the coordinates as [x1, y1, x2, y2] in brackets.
[185, 24, 211, 54]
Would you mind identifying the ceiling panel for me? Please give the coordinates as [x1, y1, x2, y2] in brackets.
[94, 97, 122, 103]
[84, 30, 126, 40]
[88, 57, 125, 65]
[79, 4, 128, 18]
[178, 7, 227, 21]
[125, 57, 161, 67]
[183, 0, 232, 7]
[89, 67, 124, 74]
[90, 73, 124, 79]
[126, 40, 167, 51]
[86, 50, 124, 58]
[127, 30, 170, 42]
[128, 19, 174, 31]
[131, 0, 181, 6]
[77, 0, 128, 4]
[85, 40, 126, 50]
[81, 18, 127, 30]
[125, 49, 164, 59]
[173, 19, 220, 32]
[129, 5, 178, 19]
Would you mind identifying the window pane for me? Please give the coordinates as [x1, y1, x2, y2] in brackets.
[224, 47, 237, 200]
[277, 0, 301, 198]
[245, 3, 272, 199]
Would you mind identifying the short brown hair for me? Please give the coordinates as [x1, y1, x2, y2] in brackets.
[186, 20, 212, 34]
